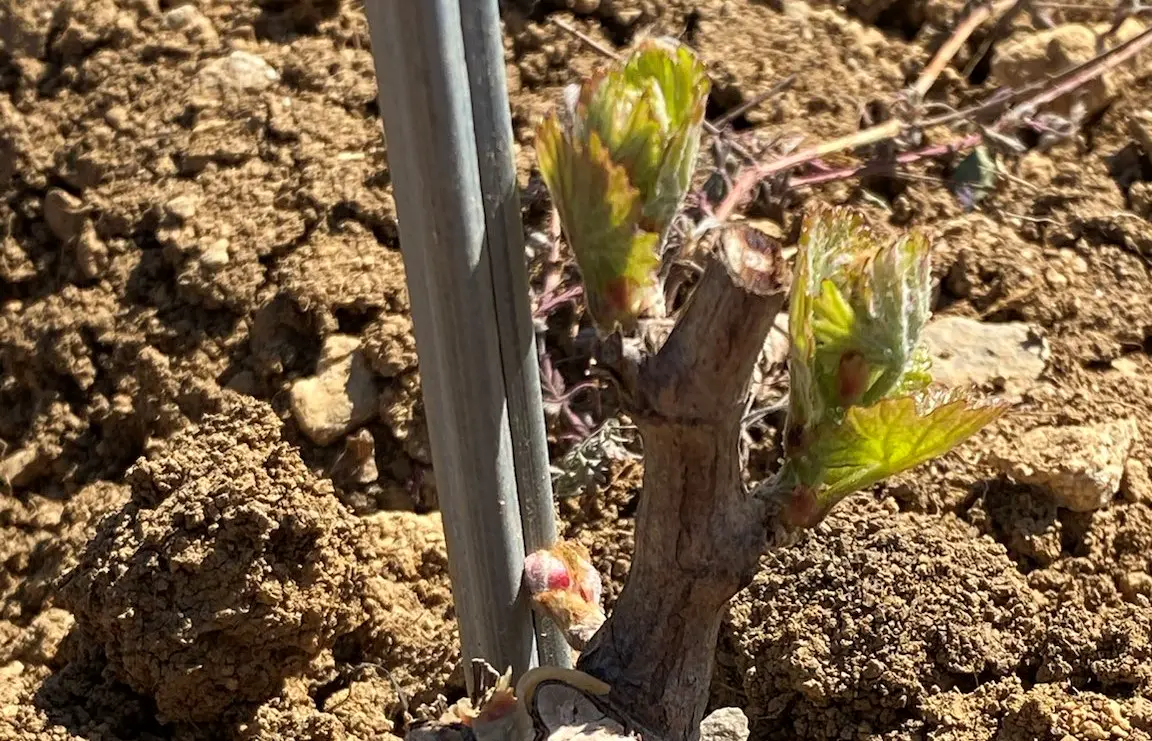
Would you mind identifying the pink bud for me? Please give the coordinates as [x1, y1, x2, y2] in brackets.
[524, 549, 571, 595]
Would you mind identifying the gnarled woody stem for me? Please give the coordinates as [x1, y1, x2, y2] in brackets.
[576, 226, 791, 740]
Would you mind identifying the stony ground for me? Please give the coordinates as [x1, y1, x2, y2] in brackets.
[1, 0, 1151, 739]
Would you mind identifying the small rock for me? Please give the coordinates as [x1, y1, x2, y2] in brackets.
[1111, 356, 1141, 377]
[919, 316, 1048, 399]
[164, 4, 204, 29]
[197, 51, 279, 92]
[44, 188, 88, 242]
[0, 446, 48, 490]
[290, 335, 378, 446]
[989, 418, 1140, 512]
[700, 707, 750, 741]
[104, 105, 129, 131]
[331, 428, 379, 486]
[320, 334, 362, 365]
[165, 195, 198, 221]
[1121, 456, 1151, 503]
[200, 238, 230, 269]
[76, 222, 108, 279]
[1044, 267, 1068, 288]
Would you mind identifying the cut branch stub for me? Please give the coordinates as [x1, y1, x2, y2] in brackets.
[577, 224, 788, 741]
[637, 224, 791, 422]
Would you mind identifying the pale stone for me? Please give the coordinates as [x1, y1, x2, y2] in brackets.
[920, 316, 1048, 399]
[701, 707, 750, 741]
[290, 335, 378, 446]
[197, 51, 279, 92]
[989, 418, 1140, 512]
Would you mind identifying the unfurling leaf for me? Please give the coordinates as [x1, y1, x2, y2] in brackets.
[806, 389, 1009, 505]
[536, 118, 662, 329]
[778, 207, 1007, 524]
[786, 207, 933, 444]
[535, 38, 709, 333]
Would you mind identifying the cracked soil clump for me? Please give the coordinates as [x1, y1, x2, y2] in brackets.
[59, 393, 366, 723]
[728, 495, 1152, 740]
[728, 497, 1043, 739]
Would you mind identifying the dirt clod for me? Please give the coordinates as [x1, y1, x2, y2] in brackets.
[728, 497, 1042, 739]
[992, 21, 1151, 119]
[990, 418, 1140, 512]
[59, 393, 366, 722]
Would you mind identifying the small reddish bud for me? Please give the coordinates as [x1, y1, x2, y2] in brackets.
[837, 350, 869, 406]
[524, 550, 571, 596]
[524, 541, 606, 649]
[783, 485, 827, 529]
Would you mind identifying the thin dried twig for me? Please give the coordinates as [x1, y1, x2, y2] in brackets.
[1001, 23, 1152, 119]
[915, 0, 1017, 97]
[709, 1, 1152, 212]
[961, 0, 1035, 80]
[712, 0, 1017, 221]
[548, 16, 620, 60]
[787, 134, 983, 187]
[710, 74, 798, 128]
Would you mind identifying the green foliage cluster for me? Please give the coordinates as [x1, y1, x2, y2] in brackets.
[537, 41, 1005, 519]
[778, 209, 1006, 522]
[536, 38, 708, 333]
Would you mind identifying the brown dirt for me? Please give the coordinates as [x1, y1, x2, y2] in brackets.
[1, 0, 1150, 739]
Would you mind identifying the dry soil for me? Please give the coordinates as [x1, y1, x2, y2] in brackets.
[1, 0, 1151, 739]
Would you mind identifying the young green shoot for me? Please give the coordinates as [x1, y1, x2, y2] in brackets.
[775, 207, 1008, 525]
[535, 38, 709, 334]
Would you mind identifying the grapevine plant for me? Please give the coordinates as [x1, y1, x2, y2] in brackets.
[536, 38, 1003, 517]
[425, 38, 1007, 741]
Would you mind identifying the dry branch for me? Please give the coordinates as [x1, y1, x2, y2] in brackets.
[571, 226, 790, 739]
[710, 0, 1018, 221]
[709, 0, 1151, 218]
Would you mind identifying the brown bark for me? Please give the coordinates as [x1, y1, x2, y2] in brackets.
[576, 226, 791, 740]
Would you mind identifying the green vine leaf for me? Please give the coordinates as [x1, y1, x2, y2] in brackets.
[536, 38, 709, 333]
[536, 118, 662, 329]
[809, 388, 1009, 504]
[786, 207, 934, 436]
[779, 206, 1007, 523]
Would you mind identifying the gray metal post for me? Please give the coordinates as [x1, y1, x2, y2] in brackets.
[364, 0, 556, 686]
[458, 0, 570, 670]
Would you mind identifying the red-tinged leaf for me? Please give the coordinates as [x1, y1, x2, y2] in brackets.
[536, 116, 661, 330]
